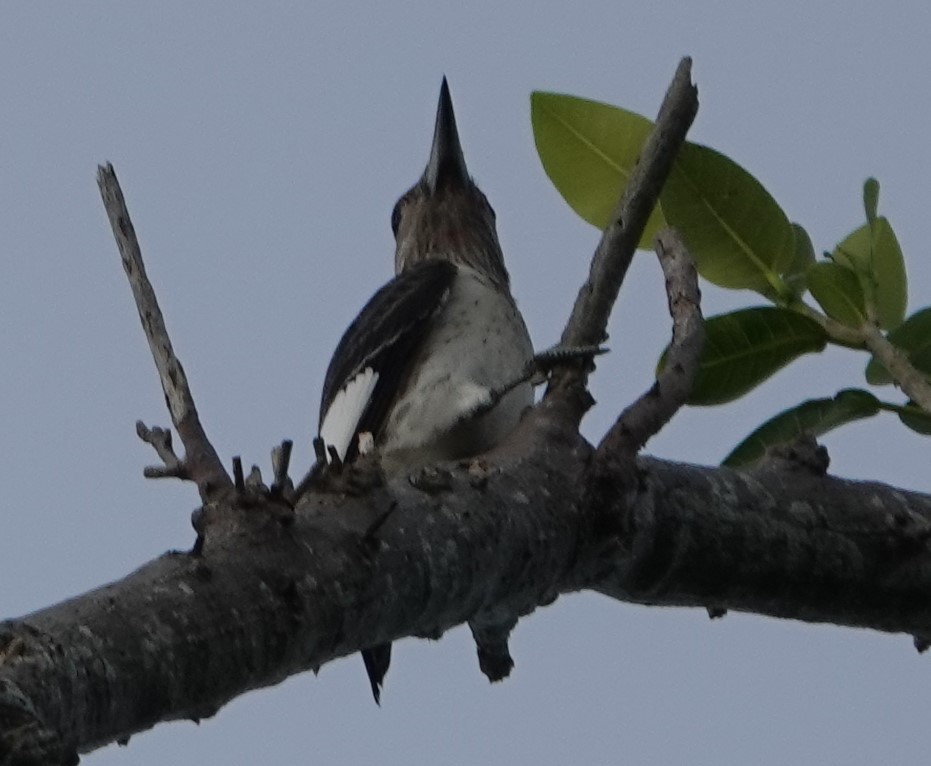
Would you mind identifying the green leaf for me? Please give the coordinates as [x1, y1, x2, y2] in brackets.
[722, 389, 881, 467]
[531, 91, 797, 296]
[894, 401, 931, 435]
[806, 261, 867, 327]
[833, 222, 871, 273]
[782, 223, 815, 298]
[863, 177, 879, 226]
[663, 307, 827, 405]
[865, 307, 931, 385]
[833, 215, 906, 330]
[660, 142, 795, 295]
[871, 217, 908, 329]
[530, 92, 665, 246]
[864, 356, 889, 385]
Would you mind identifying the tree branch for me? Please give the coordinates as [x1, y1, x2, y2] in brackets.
[3, 413, 931, 763]
[97, 164, 231, 502]
[860, 321, 931, 411]
[597, 227, 704, 460]
[550, 57, 699, 412]
[797, 304, 931, 409]
[589, 454, 931, 633]
[135, 421, 189, 479]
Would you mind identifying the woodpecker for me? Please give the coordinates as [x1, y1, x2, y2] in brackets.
[316, 79, 534, 703]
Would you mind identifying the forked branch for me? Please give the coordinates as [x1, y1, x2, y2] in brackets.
[97, 164, 231, 502]
[549, 56, 699, 414]
[598, 228, 704, 460]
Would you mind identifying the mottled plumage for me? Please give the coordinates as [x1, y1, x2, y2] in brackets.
[317, 79, 533, 703]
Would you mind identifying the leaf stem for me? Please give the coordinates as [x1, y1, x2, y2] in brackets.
[792, 302, 865, 349]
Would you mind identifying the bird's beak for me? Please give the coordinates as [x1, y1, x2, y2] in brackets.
[423, 77, 470, 193]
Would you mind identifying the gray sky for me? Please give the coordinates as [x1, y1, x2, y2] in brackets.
[3, 2, 930, 764]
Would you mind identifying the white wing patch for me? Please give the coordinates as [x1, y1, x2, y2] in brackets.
[319, 367, 379, 462]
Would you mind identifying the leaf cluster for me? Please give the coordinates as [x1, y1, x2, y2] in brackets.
[532, 93, 931, 465]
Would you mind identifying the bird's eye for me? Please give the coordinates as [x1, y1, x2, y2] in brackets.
[390, 200, 403, 236]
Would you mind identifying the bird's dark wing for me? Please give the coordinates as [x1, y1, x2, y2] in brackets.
[318, 259, 457, 463]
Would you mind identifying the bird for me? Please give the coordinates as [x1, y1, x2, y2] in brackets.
[316, 78, 534, 704]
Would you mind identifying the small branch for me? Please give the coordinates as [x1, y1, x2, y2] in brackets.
[769, 303, 930, 410]
[246, 465, 264, 490]
[469, 616, 517, 682]
[136, 421, 189, 479]
[271, 440, 294, 495]
[290, 438, 328, 502]
[754, 433, 830, 477]
[550, 57, 699, 406]
[794, 305, 930, 409]
[97, 163, 231, 501]
[795, 303, 865, 349]
[861, 322, 931, 411]
[597, 228, 704, 459]
[232, 457, 245, 492]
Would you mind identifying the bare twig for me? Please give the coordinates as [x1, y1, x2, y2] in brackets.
[469, 616, 517, 682]
[97, 163, 231, 501]
[232, 457, 245, 492]
[271, 440, 294, 495]
[313, 436, 327, 463]
[597, 228, 704, 459]
[136, 421, 189, 479]
[549, 57, 699, 407]
[290, 438, 329, 502]
[246, 465, 264, 490]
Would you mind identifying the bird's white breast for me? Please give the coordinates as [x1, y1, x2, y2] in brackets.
[380, 265, 534, 469]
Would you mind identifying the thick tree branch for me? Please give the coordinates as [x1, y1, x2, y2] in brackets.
[550, 57, 699, 412]
[590, 454, 931, 631]
[3, 409, 931, 763]
[97, 164, 231, 501]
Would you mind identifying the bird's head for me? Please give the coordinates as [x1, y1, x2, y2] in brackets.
[392, 78, 510, 291]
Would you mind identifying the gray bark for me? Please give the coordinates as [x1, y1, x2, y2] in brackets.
[2, 403, 931, 764]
